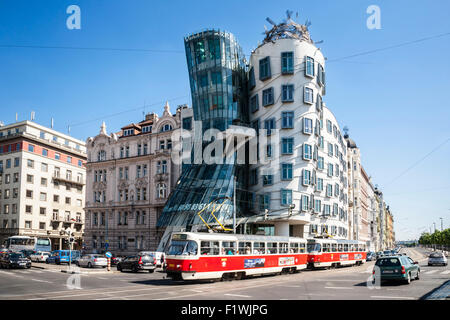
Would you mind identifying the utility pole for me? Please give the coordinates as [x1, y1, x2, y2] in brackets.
[440, 217, 443, 231]
[233, 175, 236, 234]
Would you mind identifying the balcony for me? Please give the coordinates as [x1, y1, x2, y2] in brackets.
[53, 173, 85, 186]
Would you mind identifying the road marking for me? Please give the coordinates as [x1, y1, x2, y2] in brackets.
[31, 279, 53, 284]
[423, 270, 438, 274]
[224, 293, 252, 298]
[95, 277, 108, 280]
[441, 270, 450, 275]
[0, 271, 23, 278]
[371, 296, 415, 300]
[324, 287, 353, 290]
[279, 285, 301, 288]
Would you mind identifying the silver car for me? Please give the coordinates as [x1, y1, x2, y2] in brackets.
[77, 254, 108, 268]
[428, 252, 448, 266]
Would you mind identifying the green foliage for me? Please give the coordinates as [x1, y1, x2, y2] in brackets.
[419, 228, 450, 246]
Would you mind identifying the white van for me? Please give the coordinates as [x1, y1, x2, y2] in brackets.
[138, 251, 165, 268]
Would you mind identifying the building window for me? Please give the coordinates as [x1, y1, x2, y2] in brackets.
[259, 194, 270, 211]
[314, 199, 322, 213]
[281, 85, 294, 102]
[161, 124, 173, 132]
[266, 144, 272, 158]
[25, 221, 32, 229]
[318, 156, 324, 170]
[328, 142, 334, 157]
[250, 94, 259, 113]
[55, 153, 60, 160]
[326, 120, 332, 133]
[249, 67, 256, 89]
[182, 117, 192, 130]
[303, 118, 313, 134]
[211, 71, 222, 85]
[302, 169, 311, 186]
[281, 52, 294, 74]
[28, 144, 35, 152]
[259, 57, 271, 80]
[67, 156, 72, 164]
[316, 178, 324, 191]
[14, 158, 19, 167]
[316, 94, 323, 111]
[301, 195, 309, 211]
[318, 64, 325, 86]
[305, 56, 315, 77]
[304, 87, 314, 104]
[303, 144, 312, 160]
[281, 189, 292, 206]
[281, 138, 294, 154]
[264, 118, 275, 136]
[262, 175, 273, 186]
[262, 87, 274, 106]
[157, 183, 167, 199]
[326, 184, 333, 197]
[328, 163, 334, 177]
[250, 169, 258, 185]
[281, 111, 294, 129]
[281, 163, 293, 180]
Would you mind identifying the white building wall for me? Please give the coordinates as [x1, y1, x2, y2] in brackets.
[247, 38, 349, 239]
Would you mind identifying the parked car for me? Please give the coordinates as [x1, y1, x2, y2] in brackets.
[0, 252, 31, 269]
[373, 255, 420, 284]
[376, 251, 384, 259]
[366, 252, 375, 261]
[111, 256, 123, 265]
[138, 251, 165, 268]
[30, 251, 51, 262]
[117, 254, 156, 273]
[46, 250, 81, 264]
[77, 254, 108, 268]
[428, 252, 448, 266]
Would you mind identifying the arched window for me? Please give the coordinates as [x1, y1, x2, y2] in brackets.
[97, 150, 106, 161]
[160, 123, 173, 132]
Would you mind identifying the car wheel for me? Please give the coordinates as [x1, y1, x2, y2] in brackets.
[149, 269, 154, 273]
[117, 265, 122, 272]
[405, 272, 411, 284]
[415, 270, 420, 280]
[133, 266, 139, 273]
[88, 262, 92, 268]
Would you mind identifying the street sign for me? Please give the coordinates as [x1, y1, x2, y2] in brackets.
[105, 252, 112, 258]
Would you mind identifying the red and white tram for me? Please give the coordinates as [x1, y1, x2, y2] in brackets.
[307, 238, 367, 269]
[165, 232, 308, 281]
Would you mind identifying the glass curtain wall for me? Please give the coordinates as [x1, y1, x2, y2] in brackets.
[157, 30, 249, 230]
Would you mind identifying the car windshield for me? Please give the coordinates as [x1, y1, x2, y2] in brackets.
[140, 255, 152, 262]
[93, 255, 104, 258]
[10, 253, 24, 259]
[376, 258, 401, 267]
[430, 253, 443, 258]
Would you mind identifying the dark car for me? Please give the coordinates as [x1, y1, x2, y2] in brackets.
[20, 250, 35, 259]
[116, 254, 156, 273]
[373, 255, 420, 284]
[366, 252, 375, 261]
[0, 252, 32, 269]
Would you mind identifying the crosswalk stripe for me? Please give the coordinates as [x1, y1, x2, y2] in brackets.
[424, 270, 438, 274]
[441, 270, 450, 275]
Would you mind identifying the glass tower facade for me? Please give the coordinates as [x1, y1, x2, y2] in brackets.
[157, 30, 249, 230]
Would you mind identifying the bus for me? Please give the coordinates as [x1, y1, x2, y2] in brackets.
[4, 236, 52, 253]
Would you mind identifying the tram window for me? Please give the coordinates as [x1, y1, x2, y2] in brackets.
[289, 242, 299, 253]
[344, 244, 349, 251]
[307, 242, 321, 253]
[238, 242, 252, 255]
[332, 244, 337, 252]
[200, 241, 220, 255]
[338, 244, 343, 252]
[299, 243, 306, 253]
[279, 243, 289, 254]
[253, 242, 266, 254]
[267, 242, 278, 254]
[323, 243, 331, 252]
[222, 241, 236, 255]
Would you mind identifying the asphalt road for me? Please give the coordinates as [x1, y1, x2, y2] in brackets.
[0, 247, 448, 300]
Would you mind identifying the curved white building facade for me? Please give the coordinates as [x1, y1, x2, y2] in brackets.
[247, 21, 349, 239]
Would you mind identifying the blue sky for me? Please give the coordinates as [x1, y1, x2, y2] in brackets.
[1, 0, 449, 240]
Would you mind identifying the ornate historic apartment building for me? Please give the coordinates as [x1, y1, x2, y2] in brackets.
[0, 120, 86, 250]
[84, 103, 190, 255]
